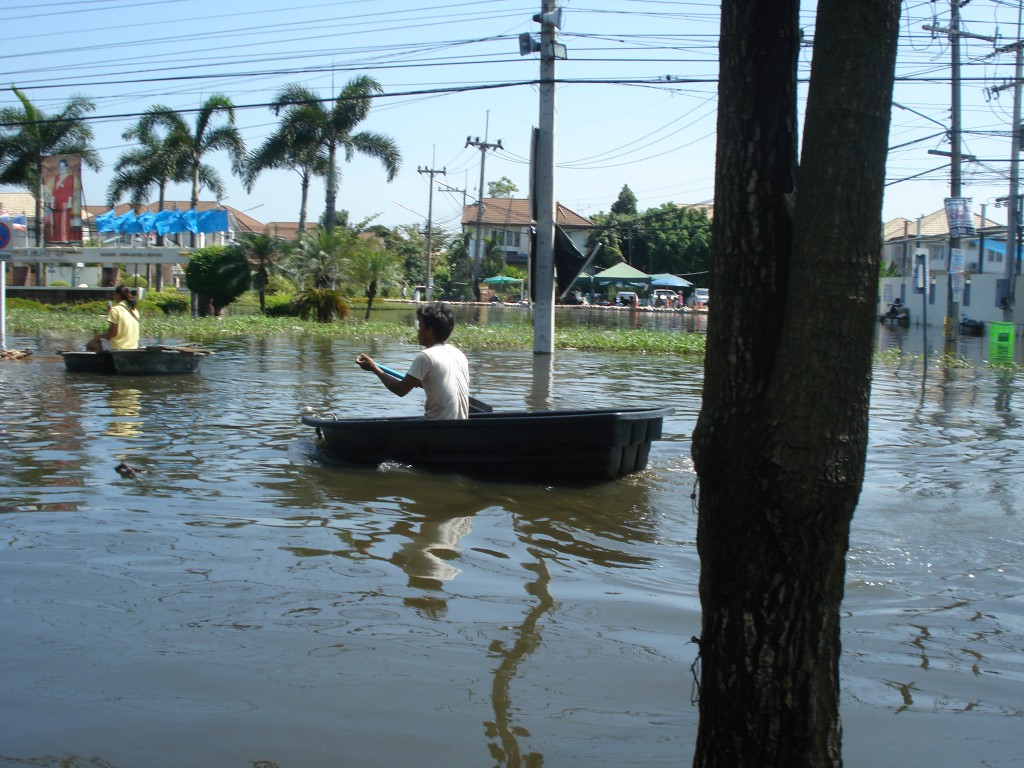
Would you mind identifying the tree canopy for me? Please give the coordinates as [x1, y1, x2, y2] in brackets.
[487, 176, 519, 198]
[0, 86, 101, 246]
[271, 76, 401, 232]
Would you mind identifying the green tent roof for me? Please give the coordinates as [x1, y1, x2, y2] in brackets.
[592, 262, 651, 284]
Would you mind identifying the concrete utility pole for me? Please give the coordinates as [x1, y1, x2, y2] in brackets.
[994, 40, 1024, 318]
[925, 3, 997, 338]
[527, 1, 565, 356]
[418, 165, 446, 301]
[465, 136, 502, 300]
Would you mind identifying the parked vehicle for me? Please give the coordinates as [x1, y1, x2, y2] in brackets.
[689, 287, 709, 308]
[651, 289, 678, 307]
[615, 291, 640, 307]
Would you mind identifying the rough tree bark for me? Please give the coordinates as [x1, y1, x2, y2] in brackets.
[691, 1, 901, 766]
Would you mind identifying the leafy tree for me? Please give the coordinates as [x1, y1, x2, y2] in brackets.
[480, 233, 506, 281]
[293, 288, 350, 323]
[487, 176, 518, 198]
[690, 0, 899, 765]
[288, 226, 353, 289]
[366, 223, 428, 291]
[0, 85, 101, 247]
[435, 232, 472, 301]
[226, 233, 291, 314]
[272, 76, 401, 232]
[243, 99, 329, 233]
[108, 106, 190, 210]
[184, 245, 250, 316]
[609, 184, 638, 216]
[178, 95, 246, 245]
[632, 203, 711, 275]
[346, 234, 403, 319]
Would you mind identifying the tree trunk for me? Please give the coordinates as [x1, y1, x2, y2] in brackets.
[190, 163, 200, 249]
[324, 140, 338, 232]
[690, 2, 900, 766]
[298, 171, 310, 233]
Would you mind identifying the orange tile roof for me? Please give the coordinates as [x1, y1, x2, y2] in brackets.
[461, 197, 592, 228]
[883, 209, 1001, 241]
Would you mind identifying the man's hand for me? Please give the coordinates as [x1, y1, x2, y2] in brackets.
[355, 353, 377, 373]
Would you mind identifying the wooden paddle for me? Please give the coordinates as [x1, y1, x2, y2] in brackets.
[377, 363, 492, 414]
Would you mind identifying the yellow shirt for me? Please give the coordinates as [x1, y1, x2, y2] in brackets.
[106, 301, 140, 349]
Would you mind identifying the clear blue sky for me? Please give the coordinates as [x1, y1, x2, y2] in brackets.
[1, 0, 1021, 235]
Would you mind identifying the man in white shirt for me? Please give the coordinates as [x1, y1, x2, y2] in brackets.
[356, 301, 470, 419]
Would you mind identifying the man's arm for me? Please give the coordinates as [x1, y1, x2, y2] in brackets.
[356, 353, 421, 397]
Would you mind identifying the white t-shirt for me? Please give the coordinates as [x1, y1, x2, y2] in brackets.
[407, 343, 470, 420]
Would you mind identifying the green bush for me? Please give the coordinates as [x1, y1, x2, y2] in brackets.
[4, 298, 49, 312]
[62, 300, 111, 314]
[265, 274, 296, 295]
[293, 288, 350, 322]
[135, 299, 162, 316]
[265, 293, 298, 317]
[49, 280, 72, 287]
[123, 275, 149, 289]
[149, 291, 190, 315]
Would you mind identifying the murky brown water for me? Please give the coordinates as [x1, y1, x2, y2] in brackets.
[0, 328, 1021, 767]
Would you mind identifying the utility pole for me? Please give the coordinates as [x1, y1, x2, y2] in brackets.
[521, 1, 566, 355]
[418, 165, 445, 302]
[466, 135, 502, 301]
[994, 40, 1024, 318]
[925, 3, 998, 338]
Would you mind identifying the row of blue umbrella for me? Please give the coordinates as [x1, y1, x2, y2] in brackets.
[93, 208, 229, 235]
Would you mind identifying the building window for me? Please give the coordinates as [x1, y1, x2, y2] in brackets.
[491, 229, 521, 248]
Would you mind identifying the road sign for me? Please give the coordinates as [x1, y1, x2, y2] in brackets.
[0, 221, 12, 255]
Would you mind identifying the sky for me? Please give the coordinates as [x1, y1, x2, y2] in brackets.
[2, 0, 1023, 239]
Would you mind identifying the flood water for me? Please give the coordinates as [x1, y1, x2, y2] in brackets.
[0, 321, 1022, 767]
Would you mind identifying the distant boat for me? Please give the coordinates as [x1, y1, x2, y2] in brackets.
[302, 406, 672, 483]
[60, 346, 213, 375]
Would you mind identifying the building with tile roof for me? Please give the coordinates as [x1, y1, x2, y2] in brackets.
[460, 197, 592, 269]
[883, 209, 1004, 276]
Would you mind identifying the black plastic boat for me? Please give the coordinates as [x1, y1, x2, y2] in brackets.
[302, 406, 672, 482]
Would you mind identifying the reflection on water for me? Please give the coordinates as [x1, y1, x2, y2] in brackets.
[105, 384, 143, 438]
[0, 331, 1022, 767]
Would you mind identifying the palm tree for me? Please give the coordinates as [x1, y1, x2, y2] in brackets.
[229, 232, 290, 314]
[0, 85, 101, 247]
[287, 226, 353, 322]
[177, 95, 246, 245]
[107, 105, 194, 247]
[347, 235, 403, 319]
[243, 102, 328, 233]
[272, 76, 401, 232]
[290, 226, 352, 288]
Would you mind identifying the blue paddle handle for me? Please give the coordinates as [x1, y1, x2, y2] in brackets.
[379, 363, 404, 379]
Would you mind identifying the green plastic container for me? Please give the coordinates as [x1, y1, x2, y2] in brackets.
[988, 321, 1015, 363]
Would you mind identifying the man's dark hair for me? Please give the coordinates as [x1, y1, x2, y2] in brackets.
[417, 301, 456, 342]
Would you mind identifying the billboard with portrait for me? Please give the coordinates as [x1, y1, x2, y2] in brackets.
[42, 154, 83, 244]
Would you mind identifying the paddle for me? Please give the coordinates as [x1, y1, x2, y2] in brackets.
[377, 363, 493, 414]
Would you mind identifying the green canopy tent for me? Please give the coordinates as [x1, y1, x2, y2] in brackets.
[591, 262, 652, 302]
[483, 274, 525, 301]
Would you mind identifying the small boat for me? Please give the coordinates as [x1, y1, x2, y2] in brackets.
[302, 406, 673, 483]
[60, 346, 213, 375]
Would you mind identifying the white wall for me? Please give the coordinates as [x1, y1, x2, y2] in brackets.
[879, 273, 1024, 327]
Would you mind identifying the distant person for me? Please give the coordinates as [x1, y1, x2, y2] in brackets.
[885, 297, 908, 318]
[86, 285, 140, 351]
[356, 301, 470, 419]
